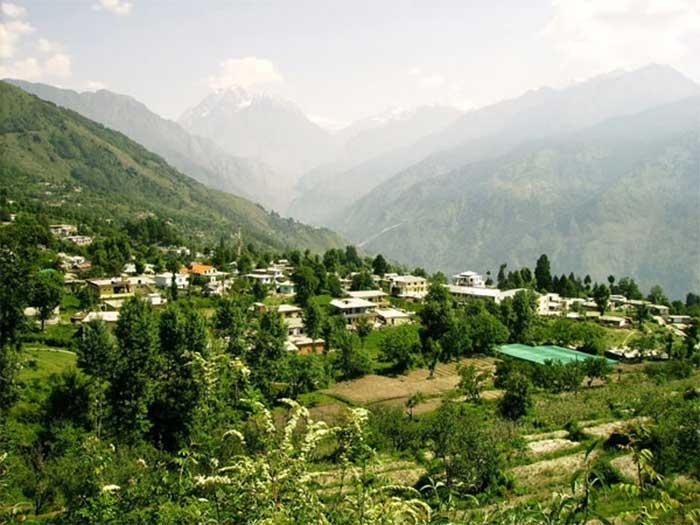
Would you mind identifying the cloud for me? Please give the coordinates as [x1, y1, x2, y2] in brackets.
[1, 2, 26, 18]
[0, 57, 41, 80]
[85, 80, 107, 91]
[308, 114, 349, 131]
[418, 74, 445, 89]
[207, 57, 284, 91]
[37, 37, 55, 53]
[0, 19, 34, 59]
[543, 0, 700, 74]
[44, 52, 72, 77]
[0, 3, 74, 81]
[93, 0, 132, 15]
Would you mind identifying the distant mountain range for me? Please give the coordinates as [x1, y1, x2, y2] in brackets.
[287, 105, 462, 224]
[6, 64, 699, 296]
[335, 95, 700, 297]
[0, 81, 344, 253]
[179, 87, 337, 189]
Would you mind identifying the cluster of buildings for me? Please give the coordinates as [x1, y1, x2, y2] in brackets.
[50, 224, 93, 246]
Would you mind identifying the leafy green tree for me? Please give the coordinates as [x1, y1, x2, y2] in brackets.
[498, 371, 532, 420]
[344, 245, 362, 269]
[405, 392, 426, 420]
[0, 248, 29, 409]
[584, 357, 611, 387]
[534, 254, 552, 291]
[350, 270, 374, 291]
[249, 309, 287, 398]
[77, 284, 99, 311]
[109, 296, 160, 440]
[457, 364, 489, 403]
[380, 325, 421, 372]
[593, 283, 610, 315]
[419, 282, 454, 349]
[302, 301, 324, 354]
[282, 353, 328, 397]
[371, 254, 389, 276]
[325, 273, 343, 297]
[30, 270, 63, 330]
[251, 279, 268, 301]
[335, 329, 372, 379]
[76, 320, 118, 383]
[292, 264, 319, 306]
[356, 315, 373, 346]
[427, 402, 503, 494]
[511, 290, 536, 342]
[647, 285, 669, 306]
[151, 302, 209, 450]
[465, 307, 510, 354]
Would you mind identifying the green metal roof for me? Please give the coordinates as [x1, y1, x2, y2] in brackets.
[496, 344, 617, 365]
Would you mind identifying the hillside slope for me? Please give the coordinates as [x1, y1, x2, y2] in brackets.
[0, 81, 344, 252]
[336, 97, 700, 297]
[5, 79, 284, 211]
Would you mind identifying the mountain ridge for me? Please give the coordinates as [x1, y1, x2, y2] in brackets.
[0, 80, 345, 253]
[4, 79, 285, 211]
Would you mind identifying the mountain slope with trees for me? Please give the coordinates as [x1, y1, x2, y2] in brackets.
[335, 97, 700, 297]
[5, 79, 284, 210]
[0, 81, 344, 252]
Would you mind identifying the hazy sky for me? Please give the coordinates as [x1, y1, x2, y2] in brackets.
[2, 0, 699, 127]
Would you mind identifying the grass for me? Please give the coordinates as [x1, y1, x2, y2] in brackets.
[20, 345, 77, 383]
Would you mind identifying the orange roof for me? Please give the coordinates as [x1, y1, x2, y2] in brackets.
[181, 263, 215, 274]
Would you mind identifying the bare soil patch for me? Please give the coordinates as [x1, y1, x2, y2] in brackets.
[527, 438, 579, 455]
[324, 357, 497, 405]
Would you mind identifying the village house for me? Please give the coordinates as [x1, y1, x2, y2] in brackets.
[86, 277, 132, 300]
[63, 235, 93, 246]
[597, 315, 629, 328]
[245, 272, 276, 286]
[276, 280, 296, 295]
[330, 297, 378, 326]
[388, 275, 428, 299]
[286, 336, 325, 355]
[668, 314, 691, 326]
[538, 293, 565, 316]
[49, 224, 77, 237]
[86, 275, 154, 300]
[347, 290, 388, 305]
[154, 272, 189, 289]
[445, 284, 522, 305]
[649, 304, 670, 317]
[82, 311, 119, 324]
[181, 263, 223, 283]
[452, 271, 486, 288]
[375, 307, 411, 327]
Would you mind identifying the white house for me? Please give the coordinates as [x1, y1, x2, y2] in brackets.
[154, 272, 189, 289]
[387, 275, 428, 299]
[330, 297, 378, 326]
[375, 307, 411, 327]
[347, 290, 388, 305]
[452, 271, 486, 288]
[445, 284, 523, 305]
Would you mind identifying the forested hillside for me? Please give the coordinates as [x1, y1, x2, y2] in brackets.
[336, 97, 700, 297]
[0, 81, 344, 252]
[6, 79, 283, 211]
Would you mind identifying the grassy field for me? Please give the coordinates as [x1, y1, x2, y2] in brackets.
[19, 345, 77, 382]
